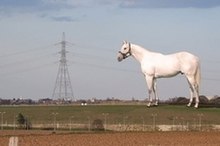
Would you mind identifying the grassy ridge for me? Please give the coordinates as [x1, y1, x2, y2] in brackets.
[0, 105, 219, 125]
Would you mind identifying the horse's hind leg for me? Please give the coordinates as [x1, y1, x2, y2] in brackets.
[187, 86, 194, 107]
[153, 79, 158, 106]
[186, 75, 199, 108]
[194, 84, 199, 108]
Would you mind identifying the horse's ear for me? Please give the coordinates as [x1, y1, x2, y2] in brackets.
[123, 40, 127, 44]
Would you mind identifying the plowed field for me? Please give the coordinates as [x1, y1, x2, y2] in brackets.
[1, 130, 220, 146]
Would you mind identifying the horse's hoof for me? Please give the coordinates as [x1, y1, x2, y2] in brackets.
[147, 103, 151, 107]
[194, 103, 199, 109]
[194, 105, 199, 109]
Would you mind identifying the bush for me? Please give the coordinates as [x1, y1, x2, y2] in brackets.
[169, 96, 211, 105]
[169, 97, 188, 104]
[199, 95, 209, 104]
[210, 97, 220, 105]
[91, 119, 104, 131]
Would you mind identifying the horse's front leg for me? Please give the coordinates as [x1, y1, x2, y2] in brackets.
[147, 88, 153, 107]
[145, 76, 154, 107]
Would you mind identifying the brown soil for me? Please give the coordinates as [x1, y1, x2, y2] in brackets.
[1, 130, 220, 146]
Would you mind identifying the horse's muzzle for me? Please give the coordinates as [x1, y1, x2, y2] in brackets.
[117, 53, 123, 62]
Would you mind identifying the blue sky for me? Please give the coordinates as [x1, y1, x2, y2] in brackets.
[0, 0, 220, 100]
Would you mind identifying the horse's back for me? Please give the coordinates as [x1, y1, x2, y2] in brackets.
[176, 51, 199, 63]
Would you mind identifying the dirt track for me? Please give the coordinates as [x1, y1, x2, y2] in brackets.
[1, 130, 220, 146]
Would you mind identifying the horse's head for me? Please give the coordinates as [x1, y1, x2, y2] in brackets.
[117, 41, 131, 62]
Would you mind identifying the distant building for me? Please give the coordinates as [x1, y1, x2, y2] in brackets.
[0, 99, 11, 105]
[38, 98, 54, 104]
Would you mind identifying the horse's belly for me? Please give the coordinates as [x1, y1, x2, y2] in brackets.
[154, 69, 180, 78]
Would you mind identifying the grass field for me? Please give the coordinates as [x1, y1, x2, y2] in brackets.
[0, 104, 219, 127]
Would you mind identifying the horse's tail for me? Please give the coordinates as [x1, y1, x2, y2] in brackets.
[195, 62, 201, 90]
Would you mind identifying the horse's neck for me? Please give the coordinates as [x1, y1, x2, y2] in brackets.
[131, 44, 150, 63]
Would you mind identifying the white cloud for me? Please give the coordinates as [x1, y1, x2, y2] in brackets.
[0, 0, 74, 14]
[50, 15, 77, 22]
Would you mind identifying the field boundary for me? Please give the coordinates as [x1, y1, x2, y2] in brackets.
[0, 105, 219, 132]
[2, 123, 220, 132]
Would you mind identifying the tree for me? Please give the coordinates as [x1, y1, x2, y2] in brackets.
[17, 113, 25, 128]
[16, 113, 32, 129]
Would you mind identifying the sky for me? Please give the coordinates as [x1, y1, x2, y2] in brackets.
[0, 0, 220, 101]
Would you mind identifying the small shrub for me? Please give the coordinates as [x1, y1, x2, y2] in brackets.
[91, 119, 104, 131]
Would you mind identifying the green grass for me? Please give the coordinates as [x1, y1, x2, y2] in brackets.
[0, 104, 219, 125]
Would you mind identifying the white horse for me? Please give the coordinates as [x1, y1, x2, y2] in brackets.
[117, 41, 201, 108]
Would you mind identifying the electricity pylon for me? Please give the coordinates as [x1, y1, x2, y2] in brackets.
[52, 32, 74, 101]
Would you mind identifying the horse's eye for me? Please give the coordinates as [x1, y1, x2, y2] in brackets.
[124, 48, 127, 50]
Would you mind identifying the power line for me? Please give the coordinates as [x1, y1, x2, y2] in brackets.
[73, 61, 140, 74]
[202, 78, 220, 82]
[0, 44, 54, 59]
[0, 53, 54, 69]
[74, 43, 115, 52]
[69, 51, 113, 62]
[0, 62, 55, 77]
